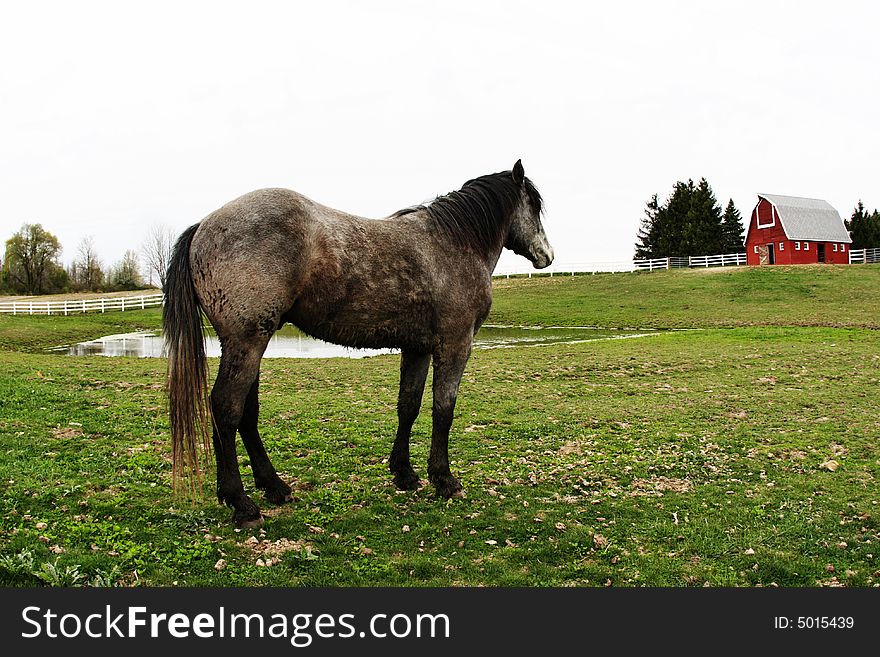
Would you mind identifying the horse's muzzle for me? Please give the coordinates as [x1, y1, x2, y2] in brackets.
[530, 242, 554, 269]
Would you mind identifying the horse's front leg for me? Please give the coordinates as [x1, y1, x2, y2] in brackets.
[428, 337, 472, 498]
[389, 350, 431, 490]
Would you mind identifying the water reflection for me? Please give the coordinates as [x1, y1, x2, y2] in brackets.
[60, 324, 657, 359]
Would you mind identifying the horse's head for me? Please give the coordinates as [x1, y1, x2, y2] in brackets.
[505, 160, 554, 269]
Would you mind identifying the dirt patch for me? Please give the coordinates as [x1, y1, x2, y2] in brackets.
[241, 535, 316, 566]
[629, 476, 692, 496]
[51, 426, 84, 439]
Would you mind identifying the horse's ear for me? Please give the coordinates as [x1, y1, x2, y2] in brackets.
[512, 159, 525, 185]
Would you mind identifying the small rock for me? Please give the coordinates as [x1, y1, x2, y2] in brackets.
[837, 541, 848, 549]
[744, 548, 755, 555]
[593, 534, 608, 549]
[555, 522, 566, 531]
[825, 564, 835, 572]
[485, 540, 498, 546]
[256, 558, 266, 567]
[35, 522, 48, 530]
[214, 559, 227, 571]
[820, 460, 840, 472]
[402, 525, 410, 533]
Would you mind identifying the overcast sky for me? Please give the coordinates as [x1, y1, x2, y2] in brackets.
[1, 1, 878, 273]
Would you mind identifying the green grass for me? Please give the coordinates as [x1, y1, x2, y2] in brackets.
[1, 266, 878, 587]
[491, 264, 880, 328]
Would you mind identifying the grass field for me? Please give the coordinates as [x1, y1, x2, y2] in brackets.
[1, 265, 878, 587]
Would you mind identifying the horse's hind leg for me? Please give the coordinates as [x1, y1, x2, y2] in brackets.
[389, 350, 431, 490]
[211, 338, 268, 527]
[239, 374, 293, 505]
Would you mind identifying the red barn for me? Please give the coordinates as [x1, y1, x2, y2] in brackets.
[745, 193, 852, 265]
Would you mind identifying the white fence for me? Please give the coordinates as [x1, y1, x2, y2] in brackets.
[0, 293, 164, 315]
[849, 247, 880, 264]
[493, 260, 635, 277]
[687, 253, 748, 268]
[495, 253, 748, 277]
[634, 252, 747, 271]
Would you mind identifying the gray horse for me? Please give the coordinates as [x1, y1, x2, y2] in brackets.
[164, 160, 553, 526]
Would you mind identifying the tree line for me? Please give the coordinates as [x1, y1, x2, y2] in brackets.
[845, 202, 880, 250]
[1, 223, 176, 296]
[634, 178, 744, 259]
[634, 179, 880, 258]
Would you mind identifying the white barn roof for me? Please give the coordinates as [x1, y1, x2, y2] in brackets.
[758, 193, 852, 243]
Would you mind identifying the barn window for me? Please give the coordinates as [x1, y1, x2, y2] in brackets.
[795, 242, 801, 250]
[841, 244, 846, 252]
[803, 242, 809, 251]
[833, 243, 838, 252]
[779, 242, 785, 251]
[757, 204, 775, 228]
[754, 245, 759, 254]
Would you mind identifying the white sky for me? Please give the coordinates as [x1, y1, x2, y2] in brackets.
[1, 1, 878, 272]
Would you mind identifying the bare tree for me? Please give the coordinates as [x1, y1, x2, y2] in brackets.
[141, 224, 175, 291]
[110, 249, 144, 290]
[73, 236, 104, 292]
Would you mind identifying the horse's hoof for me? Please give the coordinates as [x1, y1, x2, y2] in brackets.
[434, 476, 463, 499]
[393, 470, 422, 491]
[231, 498, 264, 528]
[234, 512, 264, 529]
[263, 483, 294, 505]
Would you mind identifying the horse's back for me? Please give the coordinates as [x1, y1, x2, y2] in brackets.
[189, 187, 488, 351]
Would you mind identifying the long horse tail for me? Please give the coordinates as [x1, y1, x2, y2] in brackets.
[163, 223, 212, 492]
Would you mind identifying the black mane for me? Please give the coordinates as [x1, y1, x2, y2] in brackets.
[392, 170, 543, 252]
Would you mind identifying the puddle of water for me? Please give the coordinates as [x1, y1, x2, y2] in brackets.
[58, 324, 659, 359]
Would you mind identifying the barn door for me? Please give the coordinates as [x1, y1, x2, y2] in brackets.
[817, 244, 826, 262]
[758, 245, 769, 265]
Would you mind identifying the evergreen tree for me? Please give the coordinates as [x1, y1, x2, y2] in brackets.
[846, 201, 880, 249]
[871, 210, 880, 249]
[721, 199, 745, 252]
[633, 178, 726, 258]
[660, 180, 693, 257]
[634, 194, 660, 259]
[683, 178, 724, 255]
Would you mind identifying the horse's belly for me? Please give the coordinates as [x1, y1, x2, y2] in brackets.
[287, 301, 434, 352]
